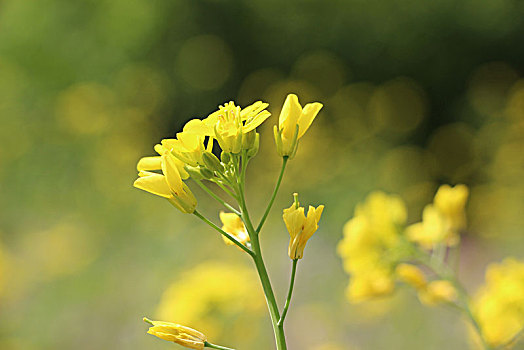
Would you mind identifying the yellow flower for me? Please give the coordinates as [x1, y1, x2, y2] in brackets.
[185, 101, 270, 154]
[282, 193, 324, 259]
[219, 212, 250, 247]
[395, 263, 427, 290]
[156, 262, 264, 341]
[144, 318, 206, 349]
[337, 191, 407, 302]
[472, 258, 524, 347]
[418, 280, 457, 306]
[137, 144, 189, 180]
[134, 151, 197, 213]
[274, 93, 323, 158]
[434, 184, 468, 231]
[407, 184, 468, 248]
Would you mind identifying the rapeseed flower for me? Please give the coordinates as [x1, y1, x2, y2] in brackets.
[418, 280, 457, 306]
[407, 184, 468, 248]
[283, 193, 324, 259]
[185, 101, 270, 154]
[274, 94, 323, 158]
[472, 258, 524, 347]
[337, 192, 407, 302]
[395, 263, 427, 290]
[144, 318, 206, 349]
[134, 151, 197, 213]
[219, 212, 250, 247]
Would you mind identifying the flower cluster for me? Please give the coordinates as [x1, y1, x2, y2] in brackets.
[135, 94, 324, 350]
[472, 258, 524, 347]
[337, 185, 467, 303]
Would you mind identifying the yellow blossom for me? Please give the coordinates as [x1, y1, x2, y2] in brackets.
[418, 280, 457, 306]
[274, 93, 323, 158]
[219, 212, 250, 247]
[137, 144, 189, 180]
[396, 263, 427, 290]
[407, 184, 468, 248]
[134, 151, 197, 213]
[144, 318, 206, 349]
[337, 191, 407, 302]
[282, 193, 324, 259]
[433, 184, 468, 231]
[185, 101, 270, 154]
[472, 258, 524, 347]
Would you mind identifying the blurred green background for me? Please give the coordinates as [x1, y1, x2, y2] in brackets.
[1, 0, 524, 349]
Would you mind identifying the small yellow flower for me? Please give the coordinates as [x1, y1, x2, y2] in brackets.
[407, 184, 468, 248]
[137, 145, 189, 180]
[274, 93, 323, 158]
[144, 317, 206, 349]
[434, 184, 468, 231]
[472, 258, 524, 347]
[418, 280, 457, 306]
[219, 212, 250, 247]
[395, 263, 427, 290]
[134, 152, 197, 213]
[337, 191, 407, 302]
[283, 193, 324, 259]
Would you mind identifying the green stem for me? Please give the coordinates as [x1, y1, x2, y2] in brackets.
[414, 247, 492, 350]
[214, 180, 238, 201]
[204, 341, 236, 350]
[256, 157, 288, 233]
[194, 179, 241, 215]
[278, 259, 298, 326]
[193, 210, 254, 257]
[235, 156, 287, 349]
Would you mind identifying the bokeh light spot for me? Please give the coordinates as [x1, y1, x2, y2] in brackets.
[175, 35, 233, 91]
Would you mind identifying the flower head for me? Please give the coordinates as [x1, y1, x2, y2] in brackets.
[395, 263, 427, 290]
[185, 101, 270, 154]
[134, 151, 197, 213]
[144, 318, 206, 349]
[274, 94, 323, 158]
[418, 280, 457, 306]
[337, 191, 407, 302]
[407, 184, 468, 248]
[283, 193, 324, 259]
[219, 212, 250, 248]
[472, 258, 524, 347]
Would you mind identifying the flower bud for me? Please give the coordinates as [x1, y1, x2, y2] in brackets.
[144, 317, 206, 349]
[202, 151, 224, 173]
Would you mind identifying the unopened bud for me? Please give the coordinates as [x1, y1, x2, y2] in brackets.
[202, 152, 224, 173]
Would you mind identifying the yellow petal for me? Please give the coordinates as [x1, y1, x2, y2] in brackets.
[243, 110, 271, 133]
[240, 101, 269, 120]
[161, 152, 184, 195]
[297, 102, 323, 139]
[279, 94, 302, 139]
[183, 118, 214, 136]
[137, 156, 162, 171]
[134, 173, 172, 198]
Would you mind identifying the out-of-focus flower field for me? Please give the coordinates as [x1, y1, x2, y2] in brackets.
[1, 0, 523, 349]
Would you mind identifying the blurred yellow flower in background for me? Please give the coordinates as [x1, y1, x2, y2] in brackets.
[155, 262, 264, 341]
[283, 193, 324, 260]
[337, 192, 407, 302]
[395, 263, 427, 290]
[473, 258, 524, 347]
[219, 212, 250, 247]
[144, 318, 206, 349]
[417, 280, 457, 306]
[407, 184, 468, 249]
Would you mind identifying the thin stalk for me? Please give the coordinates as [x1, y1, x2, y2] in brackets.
[193, 210, 254, 257]
[204, 341, 236, 350]
[278, 259, 298, 326]
[194, 179, 240, 215]
[256, 157, 288, 233]
[414, 247, 492, 350]
[235, 156, 287, 349]
[214, 180, 238, 201]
